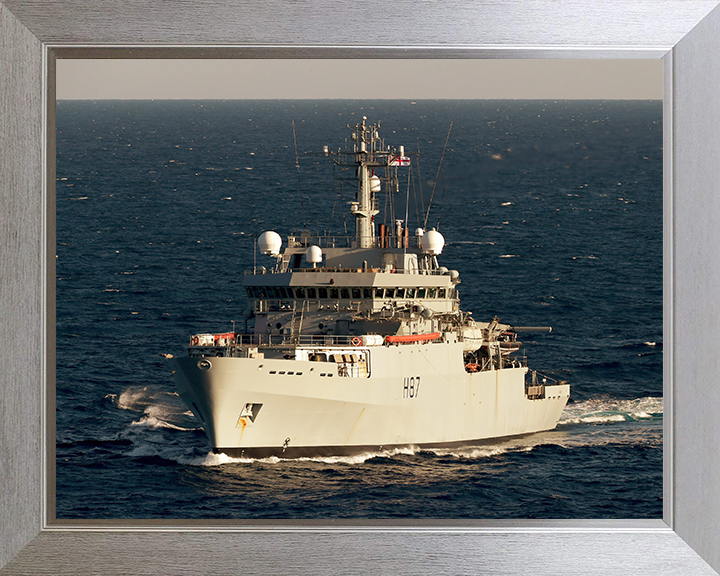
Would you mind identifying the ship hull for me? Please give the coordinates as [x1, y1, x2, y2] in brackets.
[211, 433, 539, 459]
[169, 341, 570, 458]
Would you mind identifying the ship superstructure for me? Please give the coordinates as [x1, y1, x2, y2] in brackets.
[168, 117, 569, 457]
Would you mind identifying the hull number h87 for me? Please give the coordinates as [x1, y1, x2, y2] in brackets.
[403, 376, 420, 398]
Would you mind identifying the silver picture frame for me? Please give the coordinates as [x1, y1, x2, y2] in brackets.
[2, 1, 720, 573]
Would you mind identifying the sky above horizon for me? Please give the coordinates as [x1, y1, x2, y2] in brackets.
[56, 59, 663, 100]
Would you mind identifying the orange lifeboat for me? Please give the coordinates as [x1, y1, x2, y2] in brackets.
[385, 332, 441, 344]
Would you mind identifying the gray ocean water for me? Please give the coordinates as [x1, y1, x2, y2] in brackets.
[55, 99, 662, 519]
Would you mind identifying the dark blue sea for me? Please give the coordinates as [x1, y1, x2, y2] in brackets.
[55, 99, 662, 519]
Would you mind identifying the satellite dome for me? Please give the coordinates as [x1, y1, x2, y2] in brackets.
[422, 229, 445, 255]
[370, 175, 382, 193]
[306, 245, 323, 264]
[258, 231, 282, 256]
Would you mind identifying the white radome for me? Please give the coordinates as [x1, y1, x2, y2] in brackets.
[258, 231, 282, 256]
[422, 229, 445, 255]
[306, 245, 323, 264]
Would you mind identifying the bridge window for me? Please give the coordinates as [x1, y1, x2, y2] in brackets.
[363, 288, 372, 299]
[386, 288, 396, 298]
[417, 288, 426, 298]
[395, 288, 406, 298]
[318, 287, 328, 298]
[375, 288, 384, 298]
[352, 288, 361, 299]
[330, 287, 339, 299]
[427, 288, 436, 299]
[307, 287, 317, 298]
[295, 287, 305, 298]
[340, 288, 350, 299]
[406, 288, 416, 298]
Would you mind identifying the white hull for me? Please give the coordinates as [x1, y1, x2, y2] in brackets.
[168, 118, 569, 458]
[169, 341, 569, 457]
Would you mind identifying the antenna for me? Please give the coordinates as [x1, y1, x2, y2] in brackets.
[410, 164, 422, 230]
[436, 186, 447, 231]
[404, 169, 411, 252]
[292, 120, 306, 229]
[423, 121, 453, 230]
[415, 143, 425, 220]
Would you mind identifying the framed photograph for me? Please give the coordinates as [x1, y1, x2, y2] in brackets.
[52, 60, 664, 523]
[2, 1, 720, 574]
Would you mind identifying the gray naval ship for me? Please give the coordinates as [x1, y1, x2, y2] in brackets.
[167, 117, 570, 458]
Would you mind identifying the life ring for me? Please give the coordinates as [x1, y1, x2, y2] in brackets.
[191, 336, 199, 346]
[351, 336, 362, 346]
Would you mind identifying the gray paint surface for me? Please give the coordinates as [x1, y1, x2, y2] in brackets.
[3, 0, 717, 46]
[2, 0, 720, 574]
[54, 59, 665, 99]
[672, 6, 720, 569]
[0, 1, 43, 569]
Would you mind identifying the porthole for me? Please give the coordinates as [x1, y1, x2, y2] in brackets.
[197, 359, 211, 371]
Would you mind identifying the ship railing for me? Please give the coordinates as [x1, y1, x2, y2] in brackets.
[247, 266, 452, 276]
[526, 370, 565, 387]
[487, 354, 528, 370]
[294, 334, 358, 347]
[285, 235, 423, 250]
[253, 299, 295, 312]
[503, 353, 527, 369]
[189, 334, 276, 347]
[474, 351, 527, 371]
[190, 333, 364, 348]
